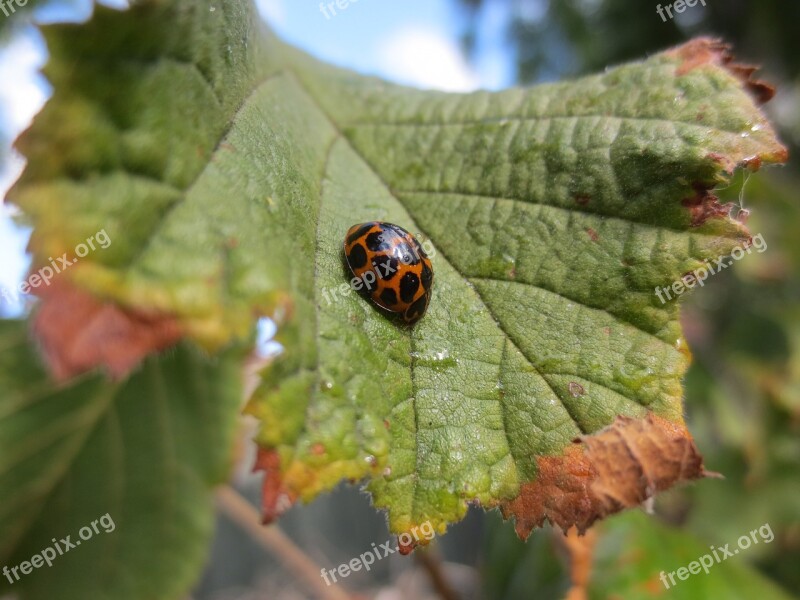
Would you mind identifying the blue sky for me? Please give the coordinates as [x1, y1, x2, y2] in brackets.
[255, 0, 512, 91]
[0, 0, 513, 318]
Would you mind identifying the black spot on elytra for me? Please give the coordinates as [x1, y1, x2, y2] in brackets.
[405, 293, 429, 322]
[395, 243, 420, 266]
[400, 272, 420, 303]
[421, 262, 433, 290]
[347, 223, 374, 246]
[347, 243, 368, 269]
[373, 255, 399, 280]
[379, 288, 398, 306]
[366, 231, 391, 252]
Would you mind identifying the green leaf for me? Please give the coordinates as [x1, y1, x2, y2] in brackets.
[0, 320, 243, 600]
[587, 511, 796, 600]
[10, 1, 787, 539]
[479, 510, 796, 600]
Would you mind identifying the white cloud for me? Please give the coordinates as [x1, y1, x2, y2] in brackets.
[0, 199, 32, 318]
[0, 28, 48, 206]
[255, 0, 287, 27]
[0, 28, 47, 317]
[376, 27, 480, 93]
[0, 28, 49, 136]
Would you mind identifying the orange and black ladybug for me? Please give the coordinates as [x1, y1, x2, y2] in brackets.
[343, 222, 433, 324]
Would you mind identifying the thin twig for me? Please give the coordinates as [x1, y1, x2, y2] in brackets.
[215, 485, 353, 600]
[415, 546, 460, 600]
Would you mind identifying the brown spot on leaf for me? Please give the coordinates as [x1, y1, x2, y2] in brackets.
[681, 184, 733, 227]
[310, 443, 326, 456]
[667, 38, 775, 104]
[254, 447, 298, 524]
[742, 155, 762, 171]
[500, 413, 709, 539]
[568, 382, 586, 398]
[398, 536, 418, 555]
[585, 228, 599, 243]
[32, 279, 183, 381]
[574, 194, 591, 206]
[705, 151, 726, 166]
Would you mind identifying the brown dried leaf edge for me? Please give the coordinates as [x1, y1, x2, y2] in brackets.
[254, 413, 709, 545]
[500, 413, 710, 539]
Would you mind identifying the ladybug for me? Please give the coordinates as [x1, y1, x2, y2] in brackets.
[343, 222, 433, 324]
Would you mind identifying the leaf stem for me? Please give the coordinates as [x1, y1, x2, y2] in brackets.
[415, 545, 460, 600]
[215, 485, 353, 600]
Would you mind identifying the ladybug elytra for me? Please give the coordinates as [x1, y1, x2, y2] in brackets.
[343, 222, 433, 324]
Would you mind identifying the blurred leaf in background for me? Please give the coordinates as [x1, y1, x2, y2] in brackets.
[482, 511, 795, 600]
[0, 319, 245, 600]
